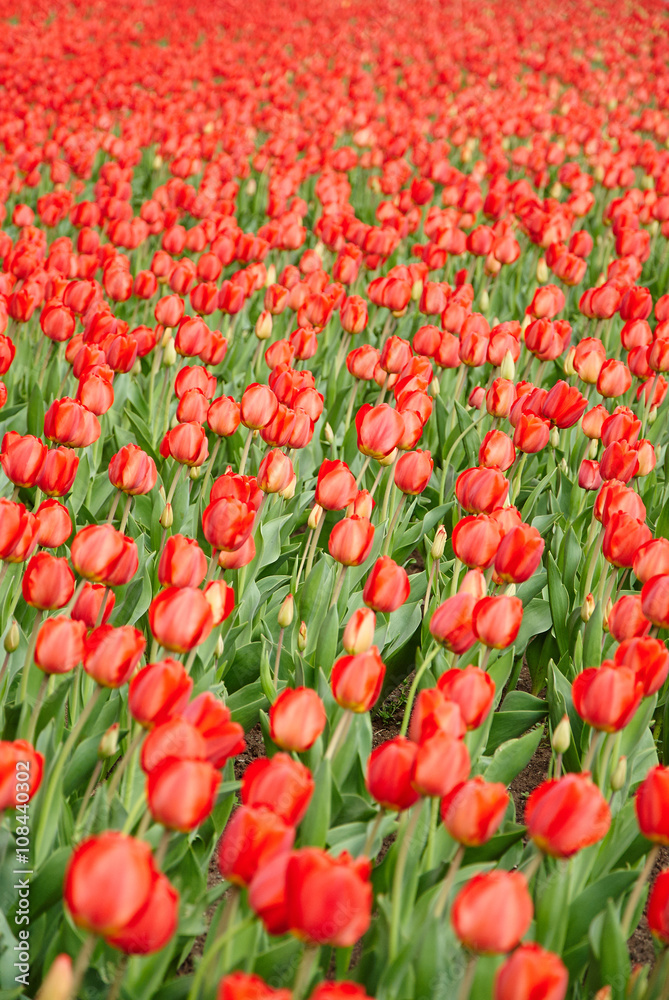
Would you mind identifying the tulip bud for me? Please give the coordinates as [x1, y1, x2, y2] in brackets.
[550, 182, 563, 199]
[603, 598, 613, 631]
[255, 311, 273, 341]
[162, 338, 177, 366]
[551, 714, 571, 754]
[246, 178, 257, 196]
[160, 328, 172, 348]
[298, 621, 307, 651]
[500, 350, 515, 381]
[521, 313, 532, 334]
[4, 620, 19, 653]
[581, 592, 595, 622]
[265, 264, 276, 287]
[36, 954, 73, 1000]
[610, 755, 627, 791]
[215, 634, 225, 658]
[324, 423, 334, 444]
[564, 346, 576, 376]
[536, 258, 548, 283]
[131, 358, 142, 377]
[98, 722, 120, 760]
[342, 607, 376, 655]
[160, 503, 174, 528]
[479, 289, 489, 311]
[550, 426, 560, 448]
[189, 465, 200, 481]
[278, 594, 294, 629]
[588, 438, 599, 459]
[429, 378, 440, 397]
[308, 504, 323, 530]
[431, 525, 447, 560]
[649, 406, 658, 425]
[411, 279, 423, 302]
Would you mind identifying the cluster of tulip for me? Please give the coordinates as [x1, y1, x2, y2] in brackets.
[2, 0, 669, 998]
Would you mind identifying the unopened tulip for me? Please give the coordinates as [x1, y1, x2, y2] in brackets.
[218, 805, 295, 887]
[129, 659, 193, 728]
[108, 444, 157, 495]
[411, 731, 470, 798]
[328, 515, 374, 566]
[437, 665, 495, 729]
[366, 737, 420, 810]
[0, 432, 46, 487]
[0, 739, 44, 809]
[473, 595, 523, 649]
[34, 617, 86, 675]
[158, 534, 207, 588]
[441, 777, 509, 846]
[409, 688, 466, 742]
[22, 552, 74, 609]
[452, 870, 533, 953]
[455, 466, 509, 513]
[241, 754, 314, 825]
[149, 586, 214, 653]
[70, 524, 138, 586]
[270, 688, 326, 752]
[479, 429, 515, 471]
[203, 497, 256, 552]
[572, 664, 643, 732]
[71, 582, 115, 628]
[83, 624, 146, 688]
[635, 766, 669, 845]
[355, 403, 405, 460]
[148, 757, 220, 831]
[362, 556, 410, 612]
[607, 595, 651, 642]
[315, 460, 357, 510]
[183, 692, 246, 767]
[494, 943, 568, 1000]
[285, 848, 372, 947]
[35, 498, 71, 547]
[526, 773, 611, 857]
[614, 637, 669, 697]
[342, 608, 376, 655]
[430, 593, 477, 654]
[647, 871, 669, 944]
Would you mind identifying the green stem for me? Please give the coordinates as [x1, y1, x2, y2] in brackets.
[75, 760, 103, 836]
[434, 844, 465, 918]
[273, 627, 284, 689]
[380, 453, 399, 522]
[330, 564, 347, 609]
[458, 955, 478, 1000]
[238, 426, 254, 475]
[382, 494, 406, 556]
[362, 808, 385, 856]
[70, 934, 96, 999]
[304, 515, 324, 579]
[118, 493, 133, 533]
[24, 673, 48, 745]
[166, 463, 184, 506]
[389, 803, 423, 961]
[294, 525, 313, 591]
[187, 913, 256, 1000]
[400, 646, 440, 737]
[199, 437, 221, 504]
[324, 710, 353, 761]
[343, 381, 359, 432]
[106, 956, 128, 1000]
[581, 729, 603, 773]
[355, 454, 371, 486]
[292, 945, 320, 1000]
[35, 687, 103, 865]
[107, 725, 144, 803]
[18, 610, 43, 703]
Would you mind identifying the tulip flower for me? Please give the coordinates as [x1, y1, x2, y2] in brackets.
[34, 498, 71, 547]
[128, 659, 193, 729]
[394, 449, 433, 493]
[218, 805, 295, 887]
[0, 499, 40, 563]
[284, 848, 372, 947]
[478, 429, 516, 471]
[437, 665, 495, 730]
[526, 774, 611, 857]
[0, 739, 44, 810]
[108, 444, 157, 495]
[452, 870, 533, 953]
[83, 624, 146, 688]
[34, 617, 86, 675]
[641, 573, 669, 629]
[241, 754, 314, 825]
[149, 586, 214, 653]
[494, 943, 568, 1000]
[647, 871, 669, 945]
[22, 552, 75, 609]
[430, 593, 477, 654]
[70, 524, 138, 586]
[315, 459, 357, 510]
[572, 664, 643, 732]
[355, 403, 405, 459]
[452, 515, 502, 570]
[0, 431, 47, 487]
[140, 719, 207, 774]
[614, 637, 669, 697]
[71, 582, 115, 628]
[202, 497, 256, 552]
[441, 777, 509, 846]
[269, 688, 326, 752]
[455, 466, 509, 513]
[328, 515, 374, 566]
[473, 595, 523, 649]
[366, 737, 420, 811]
[248, 852, 291, 935]
[409, 688, 466, 742]
[494, 524, 544, 583]
[147, 757, 221, 831]
[63, 832, 157, 937]
[635, 766, 669, 845]
[342, 608, 376, 655]
[36, 446, 79, 496]
[362, 556, 410, 612]
[607, 595, 651, 642]
[411, 731, 471, 798]
[182, 692, 246, 767]
[161, 421, 208, 466]
[158, 533, 207, 588]
[106, 872, 179, 954]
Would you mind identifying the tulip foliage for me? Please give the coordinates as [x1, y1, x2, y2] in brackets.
[3, 1, 669, 999]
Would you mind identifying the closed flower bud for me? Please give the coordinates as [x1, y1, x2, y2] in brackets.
[452, 870, 533, 954]
[342, 608, 376, 655]
[308, 504, 323, 530]
[580, 592, 595, 622]
[610, 756, 627, 791]
[431, 525, 447, 559]
[278, 594, 294, 628]
[552, 714, 571, 754]
[298, 621, 307, 651]
[332, 646, 385, 712]
[270, 688, 326, 752]
[500, 350, 515, 380]
[98, 723, 120, 760]
[35, 955, 73, 1000]
[160, 503, 173, 528]
[4, 620, 19, 653]
[163, 338, 177, 366]
[526, 774, 611, 857]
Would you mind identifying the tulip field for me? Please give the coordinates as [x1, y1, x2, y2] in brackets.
[4, 0, 669, 998]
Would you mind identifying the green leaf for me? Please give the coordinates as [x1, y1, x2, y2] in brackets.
[565, 871, 638, 950]
[299, 759, 331, 848]
[534, 862, 571, 953]
[514, 598, 552, 653]
[227, 680, 269, 730]
[315, 605, 339, 676]
[583, 600, 603, 667]
[484, 724, 544, 785]
[27, 383, 44, 437]
[597, 899, 630, 1000]
[547, 552, 570, 656]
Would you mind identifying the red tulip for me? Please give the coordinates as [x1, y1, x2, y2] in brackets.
[366, 736, 420, 811]
[614, 637, 669, 697]
[541, 380, 587, 428]
[526, 773, 611, 857]
[648, 871, 669, 945]
[494, 944, 568, 1000]
[455, 466, 509, 513]
[0, 432, 46, 487]
[161, 421, 208, 467]
[328, 515, 374, 566]
[355, 403, 405, 460]
[437, 665, 495, 730]
[270, 688, 327, 752]
[208, 397, 241, 437]
[635, 766, 669, 846]
[241, 754, 314, 825]
[479, 429, 516, 471]
[108, 444, 157, 495]
[0, 739, 44, 810]
[411, 731, 471, 798]
[285, 848, 372, 947]
[128, 659, 193, 729]
[602, 512, 651, 568]
[0, 499, 39, 563]
[217, 972, 290, 1000]
[218, 805, 295, 887]
[34, 617, 86, 674]
[430, 593, 477, 654]
[572, 664, 643, 732]
[473, 595, 523, 649]
[607, 595, 651, 642]
[202, 497, 256, 552]
[452, 870, 533, 953]
[71, 524, 138, 586]
[641, 574, 669, 629]
[248, 852, 291, 936]
[106, 872, 179, 955]
[315, 460, 357, 510]
[35, 498, 71, 547]
[22, 552, 74, 609]
[183, 692, 246, 767]
[83, 624, 146, 688]
[36, 446, 79, 496]
[452, 515, 502, 570]
[441, 776, 509, 846]
[331, 647, 385, 712]
[147, 758, 220, 831]
[141, 719, 206, 774]
[71, 582, 115, 628]
[362, 556, 410, 612]
[63, 833, 156, 937]
[158, 534, 207, 588]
